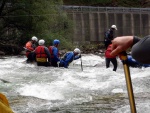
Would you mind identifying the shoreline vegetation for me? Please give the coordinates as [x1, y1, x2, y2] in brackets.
[0, 44, 105, 57]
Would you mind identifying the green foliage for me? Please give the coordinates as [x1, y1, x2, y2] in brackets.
[117, 0, 142, 7]
[0, 0, 73, 53]
[25, 0, 73, 49]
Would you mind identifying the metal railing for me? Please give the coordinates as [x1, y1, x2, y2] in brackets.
[62, 5, 150, 13]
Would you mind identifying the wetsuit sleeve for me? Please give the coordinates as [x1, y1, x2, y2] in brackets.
[131, 35, 150, 64]
[44, 47, 51, 62]
[132, 36, 140, 45]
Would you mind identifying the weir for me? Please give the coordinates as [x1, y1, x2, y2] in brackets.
[62, 6, 150, 44]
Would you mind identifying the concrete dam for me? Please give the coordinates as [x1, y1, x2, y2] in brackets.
[63, 6, 150, 44]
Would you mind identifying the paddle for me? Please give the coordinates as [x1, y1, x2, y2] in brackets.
[0, 93, 14, 113]
[57, 61, 60, 67]
[80, 54, 83, 71]
[23, 47, 34, 52]
[23, 47, 30, 51]
[0, 93, 9, 106]
[120, 52, 137, 113]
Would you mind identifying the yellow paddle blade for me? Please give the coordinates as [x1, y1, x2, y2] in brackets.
[0, 93, 9, 106]
[0, 93, 14, 113]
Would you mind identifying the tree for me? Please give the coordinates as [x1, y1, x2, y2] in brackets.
[0, 0, 73, 54]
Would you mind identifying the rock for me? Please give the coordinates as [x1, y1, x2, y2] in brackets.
[0, 51, 5, 55]
[19, 50, 26, 55]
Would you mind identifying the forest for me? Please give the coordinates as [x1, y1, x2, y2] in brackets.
[0, 0, 149, 55]
[0, 0, 73, 55]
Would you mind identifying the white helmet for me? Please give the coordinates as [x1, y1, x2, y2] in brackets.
[38, 39, 45, 45]
[32, 36, 38, 42]
[74, 48, 80, 54]
[111, 25, 117, 30]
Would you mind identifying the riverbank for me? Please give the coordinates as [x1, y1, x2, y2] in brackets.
[0, 43, 105, 56]
[0, 43, 22, 55]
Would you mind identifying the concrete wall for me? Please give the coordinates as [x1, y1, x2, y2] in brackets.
[64, 7, 150, 44]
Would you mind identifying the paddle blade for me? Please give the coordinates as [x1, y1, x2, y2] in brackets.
[0, 93, 14, 113]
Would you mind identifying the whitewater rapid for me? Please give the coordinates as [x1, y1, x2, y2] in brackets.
[0, 54, 150, 113]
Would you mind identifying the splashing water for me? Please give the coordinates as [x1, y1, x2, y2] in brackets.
[0, 54, 150, 113]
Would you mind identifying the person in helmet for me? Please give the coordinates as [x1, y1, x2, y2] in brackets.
[104, 25, 117, 49]
[25, 36, 38, 63]
[48, 39, 61, 67]
[34, 39, 51, 66]
[59, 48, 81, 68]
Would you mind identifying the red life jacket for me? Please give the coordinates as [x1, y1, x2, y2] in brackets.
[35, 46, 47, 58]
[48, 46, 54, 58]
[48, 46, 60, 58]
[25, 41, 34, 57]
[105, 44, 116, 58]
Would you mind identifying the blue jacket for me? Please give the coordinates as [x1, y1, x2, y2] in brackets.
[60, 52, 80, 68]
[51, 46, 60, 62]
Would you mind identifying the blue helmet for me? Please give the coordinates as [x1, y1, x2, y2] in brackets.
[53, 39, 60, 45]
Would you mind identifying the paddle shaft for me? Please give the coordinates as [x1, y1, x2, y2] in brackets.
[80, 55, 83, 71]
[23, 47, 34, 52]
[120, 52, 137, 113]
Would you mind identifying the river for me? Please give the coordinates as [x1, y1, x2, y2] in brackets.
[0, 54, 150, 113]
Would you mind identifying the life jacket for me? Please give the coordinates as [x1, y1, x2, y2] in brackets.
[25, 41, 35, 57]
[48, 46, 54, 58]
[105, 44, 116, 58]
[48, 46, 59, 58]
[35, 46, 47, 62]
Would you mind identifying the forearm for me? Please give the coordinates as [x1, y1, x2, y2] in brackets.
[45, 48, 51, 62]
[74, 55, 80, 60]
[26, 46, 34, 51]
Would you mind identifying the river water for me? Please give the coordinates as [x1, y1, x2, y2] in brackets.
[0, 54, 150, 113]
